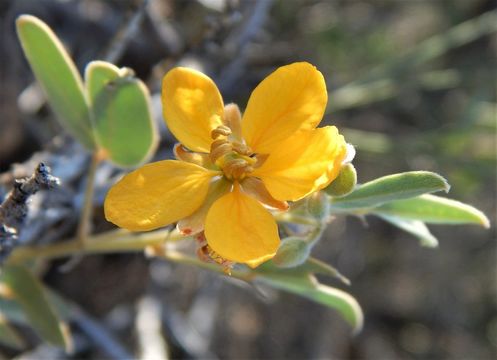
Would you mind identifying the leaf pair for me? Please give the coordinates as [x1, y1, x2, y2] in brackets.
[16, 15, 157, 167]
[329, 171, 489, 246]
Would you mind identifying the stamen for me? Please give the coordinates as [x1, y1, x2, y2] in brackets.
[174, 144, 212, 167]
[222, 157, 256, 180]
[195, 233, 234, 275]
[211, 125, 232, 139]
[210, 139, 233, 163]
[209, 123, 256, 180]
[224, 103, 242, 140]
[241, 177, 289, 210]
[232, 141, 251, 155]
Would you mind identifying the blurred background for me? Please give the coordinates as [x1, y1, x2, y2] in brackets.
[1, 0, 496, 358]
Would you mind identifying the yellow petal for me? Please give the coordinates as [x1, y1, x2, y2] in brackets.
[252, 127, 347, 201]
[241, 62, 327, 154]
[105, 160, 218, 231]
[177, 177, 232, 235]
[204, 185, 280, 267]
[162, 67, 224, 152]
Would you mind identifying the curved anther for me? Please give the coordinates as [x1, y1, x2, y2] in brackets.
[232, 141, 251, 156]
[211, 125, 232, 139]
[210, 139, 233, 163]
[223, 158, 254, 180]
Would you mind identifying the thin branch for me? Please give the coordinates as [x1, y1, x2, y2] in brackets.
[0, 163, 59, 264]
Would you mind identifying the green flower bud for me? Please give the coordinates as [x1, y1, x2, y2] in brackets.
[324, 163, 357, 197]
[306, 191, 330, 221]
[273, 237, 310, 268]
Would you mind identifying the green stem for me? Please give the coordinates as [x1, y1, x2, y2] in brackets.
[8, 229, 177, 264]
[77, 153, 100, 246]
[8, 228, 253, 281]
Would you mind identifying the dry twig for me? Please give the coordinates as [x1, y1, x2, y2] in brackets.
[0, 163, 59, 264]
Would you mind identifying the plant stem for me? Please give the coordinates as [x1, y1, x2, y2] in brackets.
[8, 229, 177, 264]
[8, 228, 253, 281]
[77, 153, 100, 247]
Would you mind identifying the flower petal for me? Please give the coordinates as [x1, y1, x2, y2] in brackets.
[162, 67, 224, 152]
[177, 177, 232, 235]
[241, 62, 327, 154]
[105, 160, 218, 231]
[252, 127, 347, 201]
[204, 185, 280, 267]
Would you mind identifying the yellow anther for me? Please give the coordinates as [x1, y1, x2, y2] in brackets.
[224, 103, 242, 140]
[211, 125, 232, 139]
[210, 139, 232, 163]
[232, 141, 251, 156]
[209, 124, 257, 180]
[174, 143, 211, 167]
[223, 158, 254, 180]
[231, 165, 254, 180]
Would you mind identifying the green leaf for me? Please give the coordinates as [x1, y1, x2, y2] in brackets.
[16, 15, 95, 150]
[330, 171, 450, 211]
[0, 265, 67, 347]
[85, 61, 158, 167]
[372, 194, 490, 228]
[252, 259, 361, 332]
[255, 271, 363, 333]
[378, 214, 438, 247]
[303, 257, 351, 285]
[0, 318, 25, 349]
[256, 257, 350, 285]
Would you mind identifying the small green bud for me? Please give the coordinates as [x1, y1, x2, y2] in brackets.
[324, 163, 357, 197]
[273, 237, 311, 268]
[306, 191, 330, 221]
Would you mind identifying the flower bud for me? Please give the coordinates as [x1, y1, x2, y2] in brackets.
[306, 191, 330, 221]
[324, 163, 357, 197]
[273, 237, 310, 268]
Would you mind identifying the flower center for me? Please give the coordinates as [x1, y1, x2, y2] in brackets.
[210, 125, 256, 181]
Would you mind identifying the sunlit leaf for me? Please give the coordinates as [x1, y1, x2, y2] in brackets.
[255, 270, 363, 333]
[302, 257, 351, 285]
[85, 61, 158, 167]
[256, 257, 349, 285]
[253, 260, 361, 332]
[372, 194, 490, 228]
[378, 214, 438, 247]
[16, 15, 95, 149]
[0, 265, 67, 347]
[330, 171, 450, 211]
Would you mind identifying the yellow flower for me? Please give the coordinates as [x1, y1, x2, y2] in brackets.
[104, 62, 347, 268]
